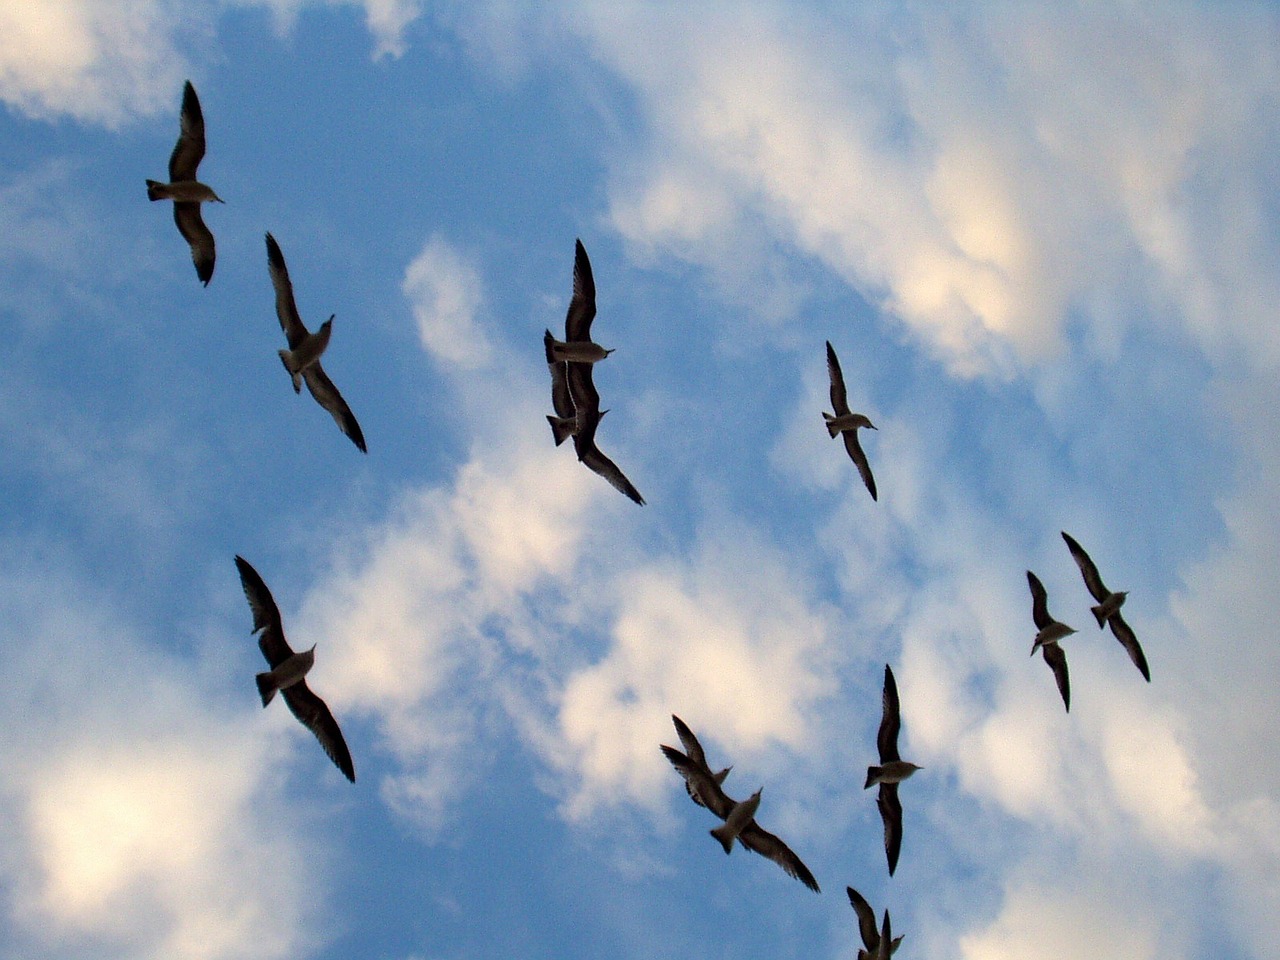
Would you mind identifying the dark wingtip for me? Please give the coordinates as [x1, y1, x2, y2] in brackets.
[265, 231, 284, 268]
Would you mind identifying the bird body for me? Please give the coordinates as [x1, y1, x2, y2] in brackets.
[864, 759, 922, 790]
[278, 316, 334, 392]
[710, 788, 762, 854]
[255, 644, 315, 706]
[146, 180, 223, 203]
[546, 336, 614, 364]
[824, 411, 875, 437]
[1031, 619, 1078, 656]
[544, 329, 580, 445]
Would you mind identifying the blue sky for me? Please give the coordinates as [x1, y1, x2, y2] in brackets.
[1, 2, 1278, 958]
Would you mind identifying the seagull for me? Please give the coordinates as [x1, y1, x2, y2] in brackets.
[234, 555, 355, 783]
[864, 664, 921, 876]
[549, 239, 644, 504]
[847, 887, 904, 960]
[1028, 570, 1075, 712]
[711, 788, 763, 854]
[146, 80, 223, 285]
[661, 719, 820, 892]
[823, 341, 878, 500]
[670, 714, 732, 808]
[266, 233, 367, 453]
[1061, 531, 1150, 681]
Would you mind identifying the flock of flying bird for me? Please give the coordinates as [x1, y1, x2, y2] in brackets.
[145, 79, 1153, 955]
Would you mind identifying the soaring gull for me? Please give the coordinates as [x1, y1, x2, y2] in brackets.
[669, 713, 731, 808]
[266, 233, 367, 453]
[146, 80, 223, 286]
[661, 715, 819, 892]
[234, 555, 355, 783]
[864, 664, 921, 876]
[823, 341, 878, 500]
[1028, 569, 1076, 712]
[847, 886, 904, 960]
[545, 239, 644, 504]
[1061, 531, 1150, 681]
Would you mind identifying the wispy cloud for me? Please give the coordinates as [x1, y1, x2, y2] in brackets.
[0, 1, 427, 125]
[569, 3, 1280, 379]
[0, 553, 325, 960]
[402, 234, 492, 369]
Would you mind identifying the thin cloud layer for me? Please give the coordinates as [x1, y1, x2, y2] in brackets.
[402, 235, 492, 369]
[0, 0, 193, 125]
[297, 410, 604, 833]
[549, 523, 839, 820]
[573, 3, 1280, 377]
[0, 557, 322, 960]
[4, 3, 1280, 959]
[0, 0, 424, 125]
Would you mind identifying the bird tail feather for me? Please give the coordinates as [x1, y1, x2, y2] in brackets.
[255, 673, 277, 707]
[709, 823, 737, 855]
[547, 415, 575, 446]
[864, 765, 881, 790]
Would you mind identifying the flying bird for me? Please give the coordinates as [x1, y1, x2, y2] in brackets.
[1028, 569, 1076, 712]
[847, 887, 904, 960]
[234, 555, 355, 783]
[547, 239, 644, 504]
[823, 341, 878, 500]
[146, 80, 223, 285]
[864, 664, 921, 876]
[1061, 531, 1150, 681]
[661, 718, 819, 892]
[669, 714, 732, 808]
[266, 233, 367, 453]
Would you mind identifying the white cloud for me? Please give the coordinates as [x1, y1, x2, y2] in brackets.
[359, 0, 422, 58]
[0, 555, 324, 960]
[0, 1, 426, 125]
[250, 0, 422, 59]
[402, 234, 492, 369]
[548, 523, 840, 820]
[296, 421, 603, 834]
[0, 0, 197, 125]
[959, 879, 1165, 960]
[570, 3, 1280, 378]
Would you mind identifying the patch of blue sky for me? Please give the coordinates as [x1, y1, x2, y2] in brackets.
[0, 4, 1277, 960]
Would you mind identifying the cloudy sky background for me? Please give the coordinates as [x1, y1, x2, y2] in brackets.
[1, 2, 1278, 958]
